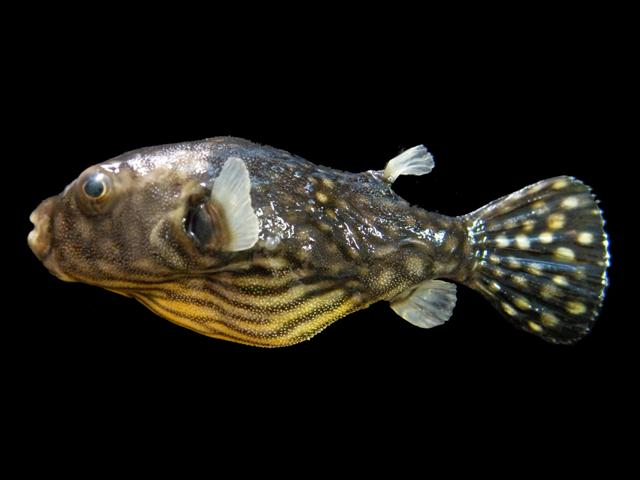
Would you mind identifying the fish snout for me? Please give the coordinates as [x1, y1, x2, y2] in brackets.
[28, 198, 56, 261]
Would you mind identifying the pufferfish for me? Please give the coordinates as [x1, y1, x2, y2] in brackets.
[28, 137, 609, 347]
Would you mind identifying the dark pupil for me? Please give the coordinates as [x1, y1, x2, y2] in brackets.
[186, 203, 214, 245]
[84, 178, 105, 198]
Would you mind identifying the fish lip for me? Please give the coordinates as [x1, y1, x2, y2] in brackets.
[27, 197, 76, 282]
[28, 197, 75, 282]
[28, 199, 55, 262]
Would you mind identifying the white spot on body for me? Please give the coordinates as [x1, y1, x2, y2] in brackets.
[490, 281, 502, 292]
[577, 232, 594, 245]
[528, 321, 543, 332]
[555, 247, 576, 262]
[562, 196, 580, 209]
[495, 235, 510, 248]
[515, 234, 531, 250]
[502, 302, 517, 316]
[566, 301, 587, 315]
[547, 213, 566, 230]
[316, 192, 328, 203]
[553, 275, 569, 287]
[553, 179, 569, 190]
[539, 231, 554, 244]
[514, 296, 531, 310]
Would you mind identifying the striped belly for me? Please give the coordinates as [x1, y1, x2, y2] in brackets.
[131, 266, 366, 347]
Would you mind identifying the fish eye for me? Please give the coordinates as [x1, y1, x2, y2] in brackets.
[82, 173, 110, 200]
[185, 203, 215, 246]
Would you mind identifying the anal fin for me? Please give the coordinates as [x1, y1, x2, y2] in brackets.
[390, 280, 457, 329]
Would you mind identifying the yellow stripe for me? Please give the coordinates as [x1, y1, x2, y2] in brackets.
[204, 278, 337, 311]
[212, 269, 308, 290]
[147, 284, 346, 329]
[135, 295, 254, 345]
[137, 285, 360, 346]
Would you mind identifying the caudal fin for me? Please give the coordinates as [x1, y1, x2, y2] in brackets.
[462, 176, 609, 344]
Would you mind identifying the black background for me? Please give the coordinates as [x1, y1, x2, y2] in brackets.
[7, 10, 634, 460]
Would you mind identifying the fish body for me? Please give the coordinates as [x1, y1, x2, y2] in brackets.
[28, 137, 609, 347]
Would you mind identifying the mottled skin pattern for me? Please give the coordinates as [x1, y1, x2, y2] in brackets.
[29, 137, 469, 346]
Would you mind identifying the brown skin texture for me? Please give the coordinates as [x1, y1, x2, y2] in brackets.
[29, 137, 469, 347]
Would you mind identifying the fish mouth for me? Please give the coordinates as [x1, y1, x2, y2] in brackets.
[28, 197, 74, 282]
[28, 198, 55, 261]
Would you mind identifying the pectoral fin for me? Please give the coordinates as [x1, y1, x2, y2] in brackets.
[390, 280, 457, 328]
[210, 156, 259, 252]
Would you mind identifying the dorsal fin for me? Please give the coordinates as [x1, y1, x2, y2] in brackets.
[210, 157, 259, 252]
[383, 145, 435, 183]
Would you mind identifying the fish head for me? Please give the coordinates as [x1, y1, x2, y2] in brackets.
[27, 147, 223, 289]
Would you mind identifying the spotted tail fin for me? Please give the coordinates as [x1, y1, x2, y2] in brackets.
[462, 176, 609, 344]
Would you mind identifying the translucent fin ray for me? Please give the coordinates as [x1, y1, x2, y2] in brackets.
[210, 157, 259, 252]
[383, 145, 434, 183]
[390, 279, 457, 328]
[463, 176, 609, 344]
